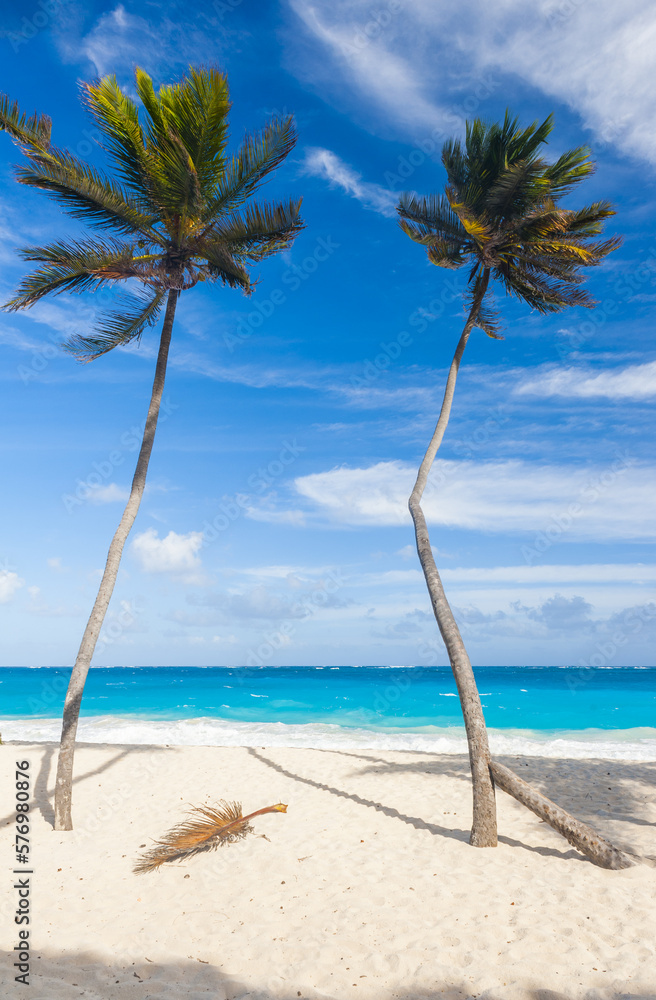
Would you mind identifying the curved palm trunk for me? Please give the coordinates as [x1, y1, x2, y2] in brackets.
[409, 271, 497, 847]
[54, 289, 179, 831]
[409, 274, 636, 867]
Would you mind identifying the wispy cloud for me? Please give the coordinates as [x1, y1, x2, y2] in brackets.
[516, 361, 656, 400]
[441, 564, 656, 585]
[288, 0, 656, 163]
[301, 147, 398, 216]
[288, 0, 443, 132]
[291, 458, 656, 538]
[54, 3, 218, 79]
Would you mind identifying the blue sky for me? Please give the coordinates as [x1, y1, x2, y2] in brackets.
[0, 0, 654, 667]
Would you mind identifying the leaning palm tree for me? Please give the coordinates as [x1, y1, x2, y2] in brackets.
[0, 67, 303, 830]
[398, 112, 633, 868]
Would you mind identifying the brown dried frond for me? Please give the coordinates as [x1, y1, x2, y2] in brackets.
[133, 800, 287, 874]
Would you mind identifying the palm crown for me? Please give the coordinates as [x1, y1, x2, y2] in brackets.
[397, 111, 620, 336]
[0, 67, 303, 360]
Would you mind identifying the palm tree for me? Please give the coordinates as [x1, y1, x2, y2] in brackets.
[0, 67, 303, 831]
[398, 112, 633, 868]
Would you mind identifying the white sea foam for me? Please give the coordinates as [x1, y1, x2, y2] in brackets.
[2, 716, 656, 760]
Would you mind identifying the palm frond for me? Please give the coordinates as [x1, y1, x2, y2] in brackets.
[543, 146, 594, 196]
[133, 800, 288, 874]
[0, 93, 51, 148]
[483, 159, 550, 218]
[201, 197, 304, 261]
[426, 238, 467, 269]
[147, 66, 231, 194]
[560, 201, 617, 236]
[15, 148, 161, 240]
[397, 192, 466, 243]
[4, 238, 145, 309]
[201, 116, 298, 221]
[83, 76, 157, 208]
[63, 287, 166, 362]
[497, 264, 594, 312]
[199, 241, 251, 290]
[401, 110, 620, 319]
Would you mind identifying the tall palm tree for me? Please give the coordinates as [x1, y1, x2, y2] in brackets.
[0, 67, 303, 831]
[398, 112, 633, 868]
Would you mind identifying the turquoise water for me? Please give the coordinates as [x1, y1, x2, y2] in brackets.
[2, 664, 655, 730]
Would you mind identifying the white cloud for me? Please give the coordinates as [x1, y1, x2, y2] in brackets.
[516, 361, 656, 400]
[131, 528, 206, 583]
[54, 4, 217, 79]
[301, 147, 398, 216]
[288, 0, 656, 163]
[441, 564, 656, 585]
[289, 0, 444, 131]
[293, 458, 656, 538]
[243, 505, 307, 527]
[0, 570, 24, 604]
[87, 483, 130, 505]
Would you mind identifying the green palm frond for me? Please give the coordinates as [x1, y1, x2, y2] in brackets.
[561, 202, 617, 235]
[63, 287, 166, 362]
[426, 239, 467, 269]
[202, 197, 304, 261]
[397, 193, 466, 244]
[142, 66, 230, 193]
[483, 159, 550, 217]
[83, 76, 156, 207]
[400, 109, 620, 330]
[15, 149, 161, 240]
[199, 241, 251, 290]
[201, 115, 298, 221]
[4, 238, 146, 309]
[0, 93, 51, 148]
[542, 146, 594, 196]
[2, 66, 302, 359]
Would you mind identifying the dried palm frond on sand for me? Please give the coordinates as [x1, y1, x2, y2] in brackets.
[133, 800, 288, 874]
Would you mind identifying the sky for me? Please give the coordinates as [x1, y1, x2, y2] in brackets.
[0, 0, 654, 667]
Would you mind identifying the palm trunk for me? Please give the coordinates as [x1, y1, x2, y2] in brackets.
[489, 761, 634, 869]
[409, 274, 636, 868]
[409, 270, 497, 847]
[54, 289, 179, 831]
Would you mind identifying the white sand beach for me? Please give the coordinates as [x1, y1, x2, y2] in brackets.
[2, 743, 655, 1000]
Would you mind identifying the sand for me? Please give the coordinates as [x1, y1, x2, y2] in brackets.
[1, 743, 655, 1000]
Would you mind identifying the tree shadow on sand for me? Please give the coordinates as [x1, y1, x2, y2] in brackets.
[2, 950, 652, 1000]
[310, 749, 656, 860]
[248, 748, 594, 864]
[0, 740, 179, 829]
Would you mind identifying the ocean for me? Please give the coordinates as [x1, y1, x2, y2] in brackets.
[2, 665, 655, 759]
